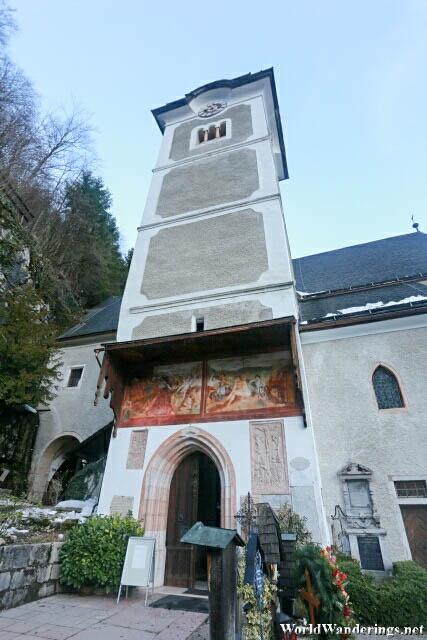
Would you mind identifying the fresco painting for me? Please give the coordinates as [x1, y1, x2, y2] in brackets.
[206, 351, 295, 414]
[119, 351, 296, 425]
[120, 361, 202, 423]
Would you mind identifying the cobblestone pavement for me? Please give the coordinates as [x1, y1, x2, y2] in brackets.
[0, 593, 208, 640]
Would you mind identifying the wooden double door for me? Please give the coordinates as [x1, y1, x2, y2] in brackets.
[165, 452, 220, 587]
[400, 505, 427, 569]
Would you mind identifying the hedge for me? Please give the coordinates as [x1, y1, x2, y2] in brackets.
[337, 556, 427, 627]
[59, 513, 144, 593]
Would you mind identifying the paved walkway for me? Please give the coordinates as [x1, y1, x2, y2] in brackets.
[0, 593, 209, 640]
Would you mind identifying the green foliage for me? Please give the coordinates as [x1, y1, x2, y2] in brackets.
[0, 405, 39, 493]
[125, 248, 134, 270]
[61, 172, 127, 307]
[59, 513, 144, 593]
[335, 555, 377, 624]
[237, 551, 277, 640]
[295, 543, 352, 631]
[0, 205, 80, 407]
[377, 561, 427, 627]
[275, 503, 312, 547]
[336, 554, 427, 627]
[0, 286, 61, 406]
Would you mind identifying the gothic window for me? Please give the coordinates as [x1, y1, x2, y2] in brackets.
[357, 536, 384, 570]
[372, 366, 404, 409]
[67, 367, 83, 388]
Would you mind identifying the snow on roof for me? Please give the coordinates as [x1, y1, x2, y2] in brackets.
[323, 295, 427, 318]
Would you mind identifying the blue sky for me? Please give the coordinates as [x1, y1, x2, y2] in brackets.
[8, 0, 427, 258]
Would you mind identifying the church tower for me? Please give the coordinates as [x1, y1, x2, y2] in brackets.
[117, 70, 296, 340]
[97, 70, 328, 587]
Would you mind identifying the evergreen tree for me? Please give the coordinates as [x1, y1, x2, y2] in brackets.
[125, 247, 134, 271]
[0, 286, 60, 406]
[60, 172, 127, 307]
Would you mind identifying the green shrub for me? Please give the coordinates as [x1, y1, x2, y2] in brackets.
[275, 503, 312, 547]
[337, 555, 427, 627]
[59, 513, 144, 593]
[337, 558, 378, 624]
[376, 562, 427, 627]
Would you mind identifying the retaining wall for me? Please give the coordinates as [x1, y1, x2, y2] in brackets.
[0, 542, 63, 610]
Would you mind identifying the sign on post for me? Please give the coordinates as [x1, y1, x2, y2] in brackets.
[117, 536, 156, 606]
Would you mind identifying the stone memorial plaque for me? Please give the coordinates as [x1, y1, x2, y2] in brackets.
[110, 495, 134, 517]
[250, 420, 289, 495]
[126, 430, 148, 469]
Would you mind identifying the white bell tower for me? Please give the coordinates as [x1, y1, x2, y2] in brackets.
[118, 69, 297, 341]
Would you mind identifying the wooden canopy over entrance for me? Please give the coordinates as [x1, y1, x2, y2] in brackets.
[94, 316, 303, 431]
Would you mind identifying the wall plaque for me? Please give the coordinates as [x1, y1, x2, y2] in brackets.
[110, 495, 134, 517]
[250, 420, 288, 495]
[126, 430, 148, 469]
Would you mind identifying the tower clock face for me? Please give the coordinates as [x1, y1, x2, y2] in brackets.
[198, 101, 227, 118]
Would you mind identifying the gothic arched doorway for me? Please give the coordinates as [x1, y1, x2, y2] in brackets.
[165, 451, 220, 588]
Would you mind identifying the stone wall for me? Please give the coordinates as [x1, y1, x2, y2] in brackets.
[0, 542, 63, 610]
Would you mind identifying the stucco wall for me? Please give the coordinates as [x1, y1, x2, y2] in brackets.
[35, 341, 113, 452]
[98, 415, 327, 585]
[131, 300, 272, 340]
[140, 209, 268, 299]
[30, 340, 113, 500]
[301, 321, 427, 563]
[156, 148, 259, 218]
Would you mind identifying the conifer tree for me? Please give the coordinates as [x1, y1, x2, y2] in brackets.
[59, 172, 127, 307]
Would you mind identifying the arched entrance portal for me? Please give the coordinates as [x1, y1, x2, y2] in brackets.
[139, 426, 237, 586]
[165, 451, 220, 588]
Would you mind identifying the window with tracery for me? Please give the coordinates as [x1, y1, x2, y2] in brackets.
[372, 366, 404, 409]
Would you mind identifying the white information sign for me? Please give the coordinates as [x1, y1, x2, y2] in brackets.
[132, 545, 147, 569]
[117, 536, 156, 606]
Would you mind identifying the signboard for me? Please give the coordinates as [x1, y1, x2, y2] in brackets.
[117, 536, 156, 605]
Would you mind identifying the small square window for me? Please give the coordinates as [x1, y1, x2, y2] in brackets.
[67, 367, 83, 388]
[394, 480, 427, 498]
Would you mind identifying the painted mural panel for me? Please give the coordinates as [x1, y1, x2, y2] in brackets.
[206, 351, 295, 414]
[118, 350, 298, 427]
[120, 361, 202, 425]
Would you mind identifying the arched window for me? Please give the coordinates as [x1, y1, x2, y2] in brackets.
[372, 366, 404, 409]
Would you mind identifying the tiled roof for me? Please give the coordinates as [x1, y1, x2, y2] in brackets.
[294, 232, 427, 324]
[58, 296, 122, 340]
[293, 232, 427, 294]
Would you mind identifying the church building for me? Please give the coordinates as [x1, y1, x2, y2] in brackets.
[28, 69, 427, 587]
[95, 69, 329, 588]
